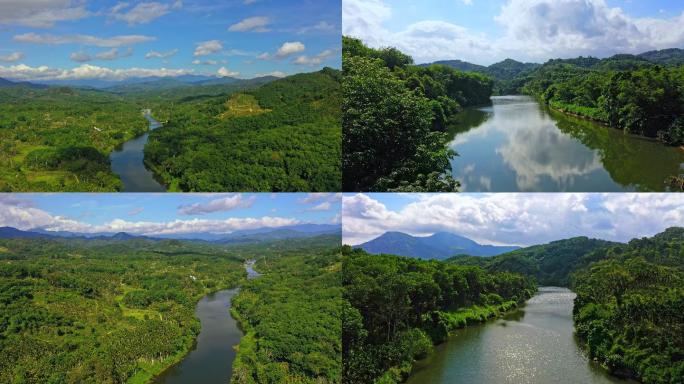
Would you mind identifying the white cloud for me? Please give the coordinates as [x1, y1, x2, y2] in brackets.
[95, 47, 133, 60]
[192, 59, 218, 65]
[0, 52, 25, 63]
[178, 195, 255, 215]
[294, 49, 336, 66]
[461, 0, 473, 5]
[342, 193, 684, 246]
[255, 70, 287, 78]
[228, 16, 270, 32]
[0, 195, 299, 236]
[0, 63, 193, 81]
[298, 21, 337, 34]
[110, 1, 181, 25]
[128, 207, 145, 216]
[256, 52, 271, 60]
[194, 40, 223, 57]
[217, 66, 239, 77]
[0, 0, 89, 28]
[275, 41, 305, 58]
[14, 33, 155, 47]
[343, 0, 684, 64]
[145, 49, 179, 59]
[69, 51, 92, 63]
[309, 202, 332, 212]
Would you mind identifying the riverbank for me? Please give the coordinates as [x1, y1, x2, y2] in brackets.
[405, 288, 626, 384]
[385, 298, 531, 383]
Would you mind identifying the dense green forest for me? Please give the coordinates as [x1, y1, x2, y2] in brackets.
[0, 234, 343, 383]
[342, 247, 535, 383]
[0, 238, 245, 383]
[0, 69, 340, 192]
[450, 228, 684, 383]
[0, 87, 148, 191]
[572, 228, 684, 383]
[231, 243, 342, 383]
[450, 237, 618, 286]
[342, 37, 493, 192]
[144, 69, 341, 192]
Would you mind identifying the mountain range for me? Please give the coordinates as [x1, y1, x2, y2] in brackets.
[0, 224, 340, 244]
[356, 231, 520, 260]
[423, 48, 684, 81]
[0, 74, 279, 91]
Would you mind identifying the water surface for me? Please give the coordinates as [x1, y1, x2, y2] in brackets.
[449, 96, 684, 191]
[109, 114, 166, 192]
[406, 287, 633, 384]
[154, 260, 260, 384]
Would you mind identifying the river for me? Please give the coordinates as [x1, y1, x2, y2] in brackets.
[406, 287, 633, 384]
[109, 114, 166, 192]
[448, 96, 684, 192]
[154, 260, 261, 384]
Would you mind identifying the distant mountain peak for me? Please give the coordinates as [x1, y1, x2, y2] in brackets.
[357, 231, 520, 260]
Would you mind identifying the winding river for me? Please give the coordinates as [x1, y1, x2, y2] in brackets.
[406, 287, 634, 384]
[109, 113, 166, 192]
[154, 260, 260, 383]
[448, 96, 684, 192]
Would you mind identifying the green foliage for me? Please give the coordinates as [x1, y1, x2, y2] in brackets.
[342, 247, 534, 383]
[144, 69, 341, 191]
[343, 37, 495, 191]
[451, 237, 618, 286]
[0, 238, 246, 383]
[519, 60, 684, 145]
[231, 248, 342, 384]
[572, 227, 684, 383]
[0, 87, 147, 191]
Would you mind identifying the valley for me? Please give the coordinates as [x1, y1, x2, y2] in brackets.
[342, 37, 684, 192]
[0, 69, 341, 192]
[344, 227, 684, 384]
[0, 228, 342, 383]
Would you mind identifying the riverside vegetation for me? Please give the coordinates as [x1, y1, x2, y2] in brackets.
[0, 234, 342, 383]
[451, 227, 684, 384]
[343, 38, 684, 192]
[344, 228, 683, 384]
[0, 68, 341, 192]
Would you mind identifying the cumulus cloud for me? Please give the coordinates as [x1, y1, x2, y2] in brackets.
[69, 51, 92, 63]
[192, 59, 218, 65]
[14, 33, 155, 47]
[298, 21, 337, 34]
[217, 66, 239, 77]
[343, 0, 684, 64]
[110, 1, 182, 25]
[145, 49, 179, 59]
[275, 41, 305, 58]
[0, 52, 25, 63]
[178, 195, 255, 215]
[294, 49, 336, 66]
[255, 70, 287, 78]
[342, 193, 684, 246]
[0, 195, 299, 236]
[0, 0, 89, 28]
[0, 63, 192, 81]
[194, 40, 223, 56]
[228, 16, 270, 32]
[95, 47, 133, 60]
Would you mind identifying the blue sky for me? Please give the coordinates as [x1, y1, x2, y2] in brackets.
[343, 0, 684, 65]
[342, 193, 684, 246]
[0, 193, 341, 235]
[0, 0, 340, 81]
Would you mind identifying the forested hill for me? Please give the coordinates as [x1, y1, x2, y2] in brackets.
[423, 58, 540, 81]
[356, 231, 520, 259]
[450, 236, 619, 286]
[144, 68, 342, 192]
[343, 36, 493, 192]
[572, 227, 684, 383]
[343, 247, 535, 384]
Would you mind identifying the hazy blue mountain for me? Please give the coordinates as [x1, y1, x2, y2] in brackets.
[1, 224, 340, 243]
[357, 231, 520, 260]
